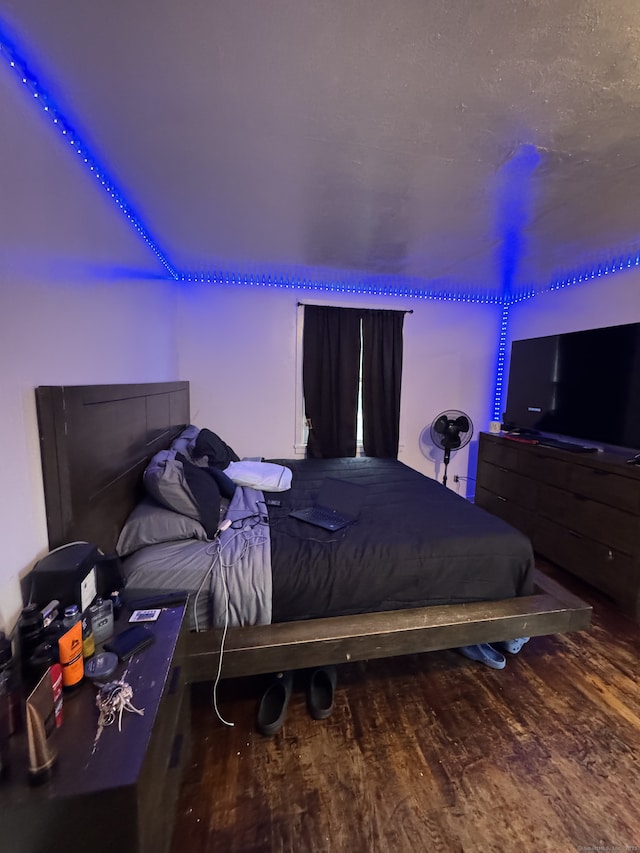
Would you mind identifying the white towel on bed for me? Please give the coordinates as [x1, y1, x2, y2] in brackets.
[225, 460, 292, 491]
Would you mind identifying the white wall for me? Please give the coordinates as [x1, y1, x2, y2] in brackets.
[508, 267, 640, 342]
[0, 275, 178, 633]
[176, 283, 502, 492]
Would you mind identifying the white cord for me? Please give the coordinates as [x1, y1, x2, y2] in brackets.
[212, 556, 234, 727]
[195, 513, 270, 728]
[193, 551, 218, 633]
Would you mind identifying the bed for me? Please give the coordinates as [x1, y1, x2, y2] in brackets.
[35, 381, 591, 682]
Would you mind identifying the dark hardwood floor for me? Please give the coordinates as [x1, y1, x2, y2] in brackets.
[171, 563, 640, 852]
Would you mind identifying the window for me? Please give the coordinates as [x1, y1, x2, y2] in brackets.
[296, 304, 405, 458]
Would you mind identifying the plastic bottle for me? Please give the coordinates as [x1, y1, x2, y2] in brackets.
[58, 606, 84, 690]
[81, 613, 95, 659]
[88, 597, 114, 644]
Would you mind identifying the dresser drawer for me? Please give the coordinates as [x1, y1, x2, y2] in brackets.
[478, 435, 522, 471]
[138, 614, 188, 853]
[536, 482, 638, 555]
[140, 690, 191, 853]
[515, 448, 571, 487]
[534, 515, 638, 605]
[569, 464, 640, 514]
[475, 485, 537, 539]
[476, 463, 537, 510]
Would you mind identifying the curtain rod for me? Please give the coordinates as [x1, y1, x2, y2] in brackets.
[297, 302, 413, 314]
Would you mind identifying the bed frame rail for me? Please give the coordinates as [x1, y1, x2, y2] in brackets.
[186, 569, 592, 681]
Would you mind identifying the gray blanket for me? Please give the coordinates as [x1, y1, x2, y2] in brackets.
[212, 485, 272, 627]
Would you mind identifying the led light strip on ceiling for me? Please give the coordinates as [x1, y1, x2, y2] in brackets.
[0, 26, 179, 280]
[177, 270, 503, 304]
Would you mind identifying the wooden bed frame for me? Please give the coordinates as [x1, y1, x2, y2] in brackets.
[35, 382, 592, 683]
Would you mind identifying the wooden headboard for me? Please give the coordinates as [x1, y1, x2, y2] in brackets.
[36, 382, 190, 553]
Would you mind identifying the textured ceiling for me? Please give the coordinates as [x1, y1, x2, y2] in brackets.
[3, 0, 640, 295]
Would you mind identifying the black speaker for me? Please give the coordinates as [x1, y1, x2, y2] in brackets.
[28, 543, 102, 611]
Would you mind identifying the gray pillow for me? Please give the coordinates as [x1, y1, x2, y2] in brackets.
[143, 449, 200, 518]
[143, 449, 223, 538]
[116, 498, 207, 556]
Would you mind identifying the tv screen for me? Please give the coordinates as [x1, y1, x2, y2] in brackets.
[503, 322, 640, 450]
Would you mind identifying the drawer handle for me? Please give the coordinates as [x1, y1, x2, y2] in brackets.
[169, 665, 182, 695]
[169, 732, 183, 770]
[497, 495, 507, 502]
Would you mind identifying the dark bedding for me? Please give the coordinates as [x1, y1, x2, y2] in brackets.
[266, 457, 534, 622]
[121, 454, 535, 629]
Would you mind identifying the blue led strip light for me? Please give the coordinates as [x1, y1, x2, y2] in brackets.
[508, 249, 640, 303]
[0, 27, 179, 279]
[491, 301, 510, 422]
[178, 270, 504, 304]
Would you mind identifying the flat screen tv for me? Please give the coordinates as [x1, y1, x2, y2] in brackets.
[503, 321, 640, 451]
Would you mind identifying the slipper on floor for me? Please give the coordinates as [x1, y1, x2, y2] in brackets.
[458, 643, 506, 670]
[307, 665, 337, 720]
[494, 637, 530, 655]
[256, 670, 294, 736]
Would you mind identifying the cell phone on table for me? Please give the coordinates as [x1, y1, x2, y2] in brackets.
[103, 624, 155, 660]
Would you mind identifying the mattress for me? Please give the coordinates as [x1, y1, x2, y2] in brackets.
[121, 457, 535, 630]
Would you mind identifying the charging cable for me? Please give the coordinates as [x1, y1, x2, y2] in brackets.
[210, 520, 234, 727]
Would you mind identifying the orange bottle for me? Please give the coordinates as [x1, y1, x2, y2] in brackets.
[58, 606, 84, 689]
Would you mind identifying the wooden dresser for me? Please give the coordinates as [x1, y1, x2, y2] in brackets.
[475, 432, 640, 622]
[0, 605, 190, 853]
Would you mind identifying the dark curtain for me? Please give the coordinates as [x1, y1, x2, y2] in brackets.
[361, 309, 405, 458]
[302, 305, 361, 458]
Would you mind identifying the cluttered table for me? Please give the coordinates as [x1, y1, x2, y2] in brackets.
[0, 605, 189, 853]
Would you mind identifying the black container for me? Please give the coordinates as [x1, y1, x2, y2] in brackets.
[0, 630, 22, 778]
[0, 673, 10, 779]
[17, 605, 45, 675]
[25, 641, 59, 694]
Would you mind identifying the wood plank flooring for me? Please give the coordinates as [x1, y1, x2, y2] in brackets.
[171, 564, 640, 852]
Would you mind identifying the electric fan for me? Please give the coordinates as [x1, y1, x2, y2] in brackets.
[419, 410, 474, 486]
